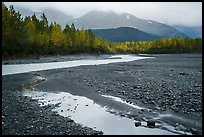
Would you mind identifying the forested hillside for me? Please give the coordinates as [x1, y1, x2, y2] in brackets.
[2, 3, 202, 59]
[92, 27, 159, 42]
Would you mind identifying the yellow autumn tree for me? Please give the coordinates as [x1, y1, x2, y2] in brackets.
[50, 23, 65, 46]
[79, 28, 86, 44]
[25, 20, 36, 44]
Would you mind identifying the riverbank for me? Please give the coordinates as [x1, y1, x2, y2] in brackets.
[2, 53, 106, 65]
[2, 53, 202, 135]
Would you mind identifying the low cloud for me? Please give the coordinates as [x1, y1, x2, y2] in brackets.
[4, 2, 202, 27]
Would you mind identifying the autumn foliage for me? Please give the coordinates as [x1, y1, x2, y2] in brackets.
[2, 3, 202, 59]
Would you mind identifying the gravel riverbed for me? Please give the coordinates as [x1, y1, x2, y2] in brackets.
[2, 53, 202, 135]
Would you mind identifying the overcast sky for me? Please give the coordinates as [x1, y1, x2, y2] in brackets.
[5, 2, 202, 27]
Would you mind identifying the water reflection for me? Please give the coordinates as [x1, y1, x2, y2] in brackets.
[101, 94, 145, 110]
[23, 90, 188, 135]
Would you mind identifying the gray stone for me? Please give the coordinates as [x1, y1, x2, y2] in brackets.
[121, 91, 126, 95]
[135, 121, 141, 127]
[175, 124, 187, 132]
[191, 128, 200, 135]
[147, 119, 156, 128]
[67, 119, 74, 122]
[190, 109, 195, 112]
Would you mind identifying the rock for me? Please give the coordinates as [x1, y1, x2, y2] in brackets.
[150, 101, 155, 105]
[155, 107, 161, 110]
[190, 109, 195, 112]
[175, 124, 187, 132]
[88, 83, 92, 86]
[148, 109, 152, 112]
[134, 85, 141, 89]
[190, 128, 200, 135]
[173, 107, 179, 112]
[67, 119, 74, 122]
[86, 105, 89, 106]
[138, 111, 142, 114]
[121, 91, 126, 95]
[135, 121, 141, 127]
[180, 72, 188, 75]
[26, 126, 31, 130]
[107, 89, 114, 92]
[147, 119, 156, 128]
[46, 125, 51, 128]
[95, 131, 103, 135]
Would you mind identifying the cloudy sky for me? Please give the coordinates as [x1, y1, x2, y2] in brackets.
[5, 2, 202, 27]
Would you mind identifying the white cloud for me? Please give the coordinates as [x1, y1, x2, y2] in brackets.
[4, 2, 202, 27]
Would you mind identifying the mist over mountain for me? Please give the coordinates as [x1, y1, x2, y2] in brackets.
[69, 10, 187, 39]
[13, 6, 190, 41]
[14, 6, 74, 28]
[173, 25, 202, 38]
[38, 8, 74, 27]
[13, 6, 34, 17]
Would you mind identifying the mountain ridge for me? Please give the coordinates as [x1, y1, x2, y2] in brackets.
[92, 27, 159, 42]
[12, 6, 189, 39]
[68, 10, 187, 38]
[173, 25, 202, 38]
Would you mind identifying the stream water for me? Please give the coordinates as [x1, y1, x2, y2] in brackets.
[23, 90, 191, 135]
[2, 55, 153, 76]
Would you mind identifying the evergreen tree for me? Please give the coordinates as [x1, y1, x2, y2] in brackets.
[2, 3, 202, 59]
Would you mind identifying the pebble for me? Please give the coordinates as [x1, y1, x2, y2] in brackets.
[175, 124, 187, 132]
[67, 119, 74, 122]
[191, 128, 200, 135]
[147, 120, 156, 128]
[4, 62, 9, 65]
[121, 91, 125, 95]
[135, 121, 141, 127]
[190, 109, 195, 112]
[2, 54, 202, 135]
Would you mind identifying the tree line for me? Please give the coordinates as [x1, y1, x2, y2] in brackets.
[2, 3, 202, 59]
